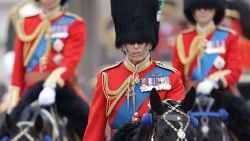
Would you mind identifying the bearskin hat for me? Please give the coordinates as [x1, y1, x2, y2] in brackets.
[184, 0, 226, 25]
[34, 0, 68, 6]
[111, 0, 160, 50]
[226, 0, 250, 39]
[60, 0, 67, 6]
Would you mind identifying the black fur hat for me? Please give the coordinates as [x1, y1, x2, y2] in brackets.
[184, 0, 226, 25]
[226, 0, 250, 39]
[60, 0, 67, 6]
[111, 0, 160, 50]
[34, 0, 68, 6]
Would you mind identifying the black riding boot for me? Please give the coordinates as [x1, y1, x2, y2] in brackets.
[56, 85, 89, 139]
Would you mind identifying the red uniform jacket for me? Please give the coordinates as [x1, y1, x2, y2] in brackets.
[11, 12, 87, 96]
[172, 26, 243, 92]
[230, 19, 250, 71]
[83, 58, 184, 141]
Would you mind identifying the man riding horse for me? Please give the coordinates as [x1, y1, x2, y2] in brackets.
[83, 0, 186, 140]
[172, 0, 243, 96]
[1, 0, 89, 138]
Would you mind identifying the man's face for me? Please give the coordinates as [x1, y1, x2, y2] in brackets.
[35, 0, 61, 11]
[123, 43, 150, 64]
[193, 8, 216, 25]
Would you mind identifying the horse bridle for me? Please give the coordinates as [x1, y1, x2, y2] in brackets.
[12, 121, 36, 141]
[11, 108, 59, 141]
[151, 100, 191, 141]
[191, 96, 230, 141]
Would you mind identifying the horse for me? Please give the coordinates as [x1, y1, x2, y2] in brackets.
[111, 88, 198, 141]
[1, 103, 80, 141]
[189, 93, 231, 141]
[211, 89, 250, 141]
[189, 88, 250, 141]
[1, 111, 54, 141]
[0, 81, 89, 141]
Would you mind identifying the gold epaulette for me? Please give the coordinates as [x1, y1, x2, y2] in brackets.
[180, 27, 195, 34]
[155, 61, 177, 73]
[217, 26, 237, 35]
[9, 3, 23, 24]
[100, 62, 122, 73]
[65, 12, 83, 21]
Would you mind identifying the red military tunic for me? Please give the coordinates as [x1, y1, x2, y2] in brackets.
[172, 26, 243, 94]
[230, 19, 250, 71]
[83, 57, 184, 141]
[11, 11, 87, 96]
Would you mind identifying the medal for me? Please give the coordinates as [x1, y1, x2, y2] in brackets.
[166, 84, 172, 90]
[177, 129, 186, 139]
[51, 24, 69, 38]
[53, 39, 64, 52]
[205, 40, 226, 54]
[53, 54, 63, 65]
[52, 32, 69, 38]
[213, 56, 225, 70]
[140, 75, 172, 92]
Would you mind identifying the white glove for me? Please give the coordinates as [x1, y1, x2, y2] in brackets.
[196, 79, 219, 95]
[38, 86, 56, 105]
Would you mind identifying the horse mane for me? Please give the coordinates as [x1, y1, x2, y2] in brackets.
[212, 90, 250, 140]
[110, 122, 140, 141]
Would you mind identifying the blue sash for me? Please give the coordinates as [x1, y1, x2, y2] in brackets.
[26, 16, 76, 72]
[111, 67, 173, 128]
[191, 30, 228, 81]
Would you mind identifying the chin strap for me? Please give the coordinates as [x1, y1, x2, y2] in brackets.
[123, 44, 151, 58]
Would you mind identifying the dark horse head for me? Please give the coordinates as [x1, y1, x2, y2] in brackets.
[0, 102, 75, 141]
[0, 113, 48, 141]
[111, 88, 198, 141]
[189, 88, 250, 141]
[189, 92, 230, 141]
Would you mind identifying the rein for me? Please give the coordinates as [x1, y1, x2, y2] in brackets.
[12, 121, 35, 141]
[11, 102, 60, 141]
[151, 100, 190, 141]
[41, 108, 60, 140]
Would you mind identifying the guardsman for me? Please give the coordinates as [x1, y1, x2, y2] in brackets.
[5, 0, 89, 138]
[172, 0, 243, 96]
[222, 0, 250, 71]
[83, 0, 185, 140]
[8, 0, 87, 108]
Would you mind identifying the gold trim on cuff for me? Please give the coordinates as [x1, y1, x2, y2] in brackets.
[7, 85, 21, 112]
[208, 70, 231, 88]
[220, 77, 228, 88]
[9, 85, 21, 98]
[44, 67, 67, 88]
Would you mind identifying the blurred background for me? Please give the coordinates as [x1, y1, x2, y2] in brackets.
[0, 0, 250, 100]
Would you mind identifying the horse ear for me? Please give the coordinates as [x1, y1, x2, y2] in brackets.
[180, 87, 196, 112]
[5, 113, 18, 133]
[34, 114, 43, 132]
[150, 88, 164, 114]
